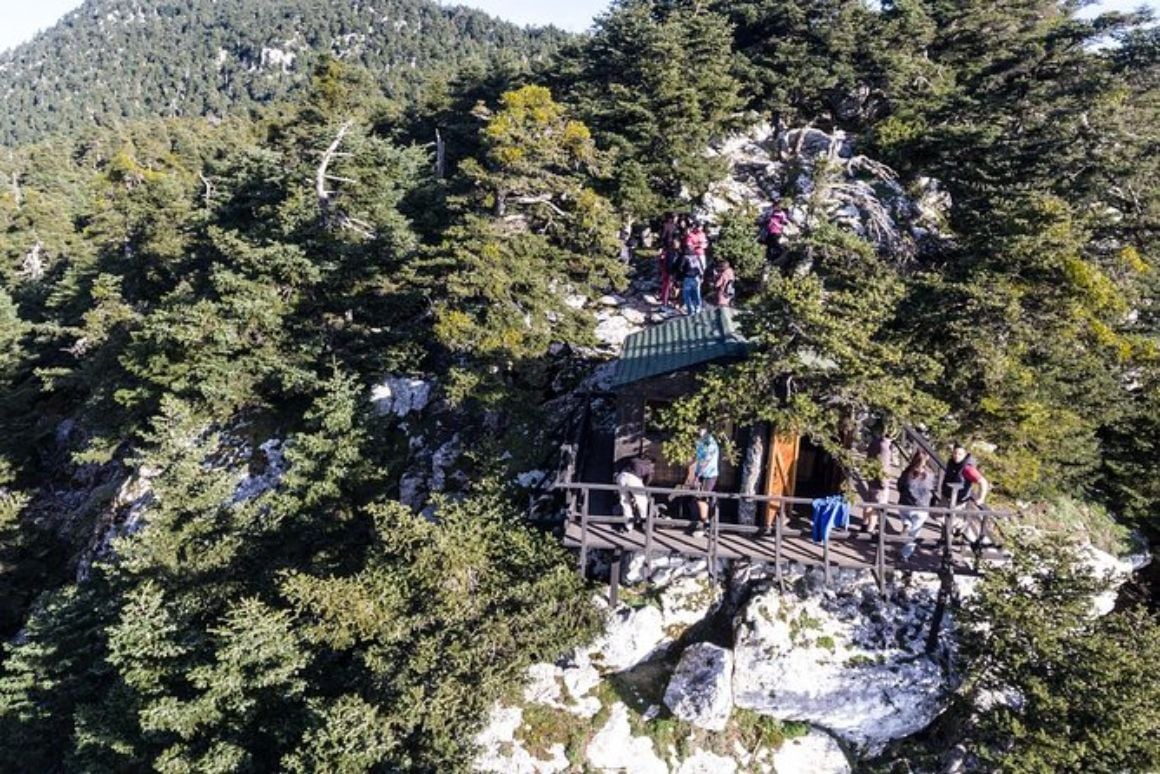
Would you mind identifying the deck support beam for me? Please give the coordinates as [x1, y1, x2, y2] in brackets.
[609, 549, 622, 607]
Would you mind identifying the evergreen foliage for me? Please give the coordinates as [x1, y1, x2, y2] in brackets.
[0, 1, 1156, 770]
[960, 532, 1160, 771]
[0, 0, 567, 146]
[564, 0, 744, 215]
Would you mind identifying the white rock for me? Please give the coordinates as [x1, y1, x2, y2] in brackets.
[371, 376, 433, 417]
[563, 662, 601, 701]
[516, 470, 548, 489]
[594, 315, 644, 350]
[1076, 542, 1139, 616]
[732, 581, 951, 755]
[597, 294, 625, 307]
[676, 749, 739, 774]
[664, 643, 734, 731]
[564, 293, 588, 310]
[621, 308, 648, 325]
[566, 695, 603, 719]
[770, 729, 851, 774]
[473, 706, 572, 774]
[589, 604, 668, 673]
[660, 575, 718, 631]
[586, 702, 667, 774]
[230, 438, 286, 505]
[524, 663, 564, 706]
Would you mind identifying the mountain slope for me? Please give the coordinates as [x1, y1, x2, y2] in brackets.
[0, 0, 566, 146]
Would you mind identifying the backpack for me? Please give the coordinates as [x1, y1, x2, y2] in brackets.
[685, 253, 704, 279]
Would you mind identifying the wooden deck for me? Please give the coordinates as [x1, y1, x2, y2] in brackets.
[563, 517, 1001, 577]
[556, 482, 1014, 593]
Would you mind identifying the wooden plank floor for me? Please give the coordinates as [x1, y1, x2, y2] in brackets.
[563, 515, 1004, 576]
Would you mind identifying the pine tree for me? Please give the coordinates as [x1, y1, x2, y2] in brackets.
[960, 532, 1160, 771]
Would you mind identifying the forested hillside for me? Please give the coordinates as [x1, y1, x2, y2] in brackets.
[0, 0, 566, 145]
[0, 0, 1157, 771]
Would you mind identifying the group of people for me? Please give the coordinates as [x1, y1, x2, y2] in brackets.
[656, 213, 735, 315]
[615, 432, 997, 560]
[866, 439, 992, 559]
[614, 428, 719, 537]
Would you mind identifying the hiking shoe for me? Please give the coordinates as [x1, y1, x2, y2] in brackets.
[693, 523, 707, 537]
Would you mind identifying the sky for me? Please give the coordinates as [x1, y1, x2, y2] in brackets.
[0, 0, 1155, 53]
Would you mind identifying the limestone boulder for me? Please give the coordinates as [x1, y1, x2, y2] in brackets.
[586, 702, 668, 774]
[664, 643, 734, 732]
[588, 604, 668, 673]
[771, 729, 851, 774]
[732, 577, 952, 755]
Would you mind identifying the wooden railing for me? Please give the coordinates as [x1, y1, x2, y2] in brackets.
[554, 481, 1014, 594]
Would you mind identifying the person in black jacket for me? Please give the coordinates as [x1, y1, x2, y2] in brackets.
[898, 450, 936, 560]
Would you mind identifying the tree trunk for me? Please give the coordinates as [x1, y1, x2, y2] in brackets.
[737, 422, 768, 526]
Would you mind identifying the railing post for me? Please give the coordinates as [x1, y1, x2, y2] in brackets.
[823, 533, 831, 587]
[578, 487, 591, 579]
[927, 486, 959, 653]
[775, 501, 785, 593]
[609, 549, 622, 607]
[708, 496, 720, 583]
[946, 485, 961, 555]
[644, 493, 655, 582]
[877, 509, 886, 596]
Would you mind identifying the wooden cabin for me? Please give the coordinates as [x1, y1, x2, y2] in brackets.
[607, 308, 844, 521]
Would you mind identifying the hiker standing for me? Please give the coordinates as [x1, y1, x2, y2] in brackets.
[658, 236, 680, 310]
[898, 450, 936, 559]
[680, 248, 705, 315]
[861, 431, 892, 532]
[685, 429, 719, 536]
[943, 442, 993, 544]
[685, 220, 708, 261]
[709, 259, 736, 308]
[760, 201, 789, 264]
[659, 212, 677, 248]
[615, 455, 655, 532]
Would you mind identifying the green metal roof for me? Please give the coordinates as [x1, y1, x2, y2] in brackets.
[612, 307, 750, 387]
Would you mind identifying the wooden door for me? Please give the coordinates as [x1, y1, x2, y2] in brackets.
[766, 432, 800, 498]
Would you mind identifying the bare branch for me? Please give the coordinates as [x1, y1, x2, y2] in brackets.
[316, 120, 356, 215]
[509, 195, 567, 217]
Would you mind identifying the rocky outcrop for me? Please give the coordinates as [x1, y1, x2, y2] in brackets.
[732, 571, 953, 756]
[663, 643, 734, 731]
[701, 123, 953, 260]
[587, 603, 668, 673]
[771, 729, 851, 774]
[370, 375, 433, 418]
[586, 702, 668, 774]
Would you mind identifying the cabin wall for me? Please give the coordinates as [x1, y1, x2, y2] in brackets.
[614, 372, 738, 490]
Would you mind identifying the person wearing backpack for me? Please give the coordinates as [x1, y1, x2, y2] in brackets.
[942, 442, 995, 548]
[709, 259, 736, 308]
[680, 248, 705, 315]
[760, 202, 789, 264]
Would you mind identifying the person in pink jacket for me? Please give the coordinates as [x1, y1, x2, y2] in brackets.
[685, 221, 708, 259]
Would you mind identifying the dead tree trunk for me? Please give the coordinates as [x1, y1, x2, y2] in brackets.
[434, 128, 446, 180]
[316, 120, 355, 226]
[737, 422, 768, 526]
